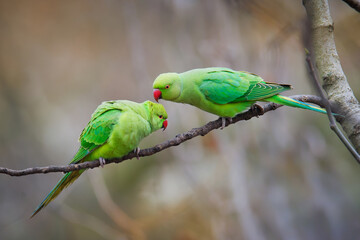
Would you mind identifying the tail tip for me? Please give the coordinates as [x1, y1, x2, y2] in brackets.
[30, 206, 42, 219]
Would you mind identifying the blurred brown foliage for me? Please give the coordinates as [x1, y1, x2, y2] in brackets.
[0, 0, 359, 239]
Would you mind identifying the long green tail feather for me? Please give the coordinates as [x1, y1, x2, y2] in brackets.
[266, 95, 328, 114]
[31, 170, 84, 218]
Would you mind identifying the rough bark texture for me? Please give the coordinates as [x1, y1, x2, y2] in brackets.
[304, 0, 360, 153]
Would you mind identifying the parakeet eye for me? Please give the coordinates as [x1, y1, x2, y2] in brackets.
[159, 115, 163, 119]
[165, 85, 170, 89]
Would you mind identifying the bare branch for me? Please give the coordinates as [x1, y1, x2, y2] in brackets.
[305, 51, 360, 163]
[0, 95, 324, 177]
[303, 0, 360, 153]
[341, 0, 360, 12]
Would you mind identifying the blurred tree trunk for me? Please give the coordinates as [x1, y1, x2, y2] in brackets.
[303, 0, 360, 153]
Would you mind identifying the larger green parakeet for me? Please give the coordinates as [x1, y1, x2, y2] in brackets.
[31, 100, 168, 217]
[153, 67, 331, 120]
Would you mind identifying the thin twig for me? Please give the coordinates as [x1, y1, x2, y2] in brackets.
[89, 172, 146, 240]
[341, 0, 360, 12]
[59, 204, 126, 240]
[305, 51, 360, 163]
[303, 0, 360, 153]
[0, 94, 326, 177]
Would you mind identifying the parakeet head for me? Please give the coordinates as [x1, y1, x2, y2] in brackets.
[153, 73, 181, 102]
[143, 101, 168, 131]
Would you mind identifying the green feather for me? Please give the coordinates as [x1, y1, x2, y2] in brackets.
[234, 82, 291, 102]
[31, 100, 168, 217]
[31, 171, 83, 218]
[265, 95, 327, 114]
[153, 67, 335, 117]
[199, 69, 250, 104]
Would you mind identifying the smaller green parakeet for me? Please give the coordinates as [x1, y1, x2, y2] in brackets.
[153, 67, 332, 126]
[31, 100, 168, 217]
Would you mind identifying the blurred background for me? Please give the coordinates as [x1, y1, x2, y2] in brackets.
[0, 0, 359, 239]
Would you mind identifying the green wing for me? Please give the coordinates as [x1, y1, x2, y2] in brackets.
[232, 82, 292, 102]
[71, 102, 122, 163]
[31, 101, 123, 217]
[199, 69, 291, 104]
[199, 70, 251, 104]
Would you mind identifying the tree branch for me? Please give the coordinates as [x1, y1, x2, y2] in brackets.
[341, 0, 360, 12]
[303, 0, 360, 153]
[0, 95, 324, 177]
[305, 51, 360, 162]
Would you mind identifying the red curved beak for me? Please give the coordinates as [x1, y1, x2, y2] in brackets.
[162, 119, 168, 131]
[153, 89, 162, 102]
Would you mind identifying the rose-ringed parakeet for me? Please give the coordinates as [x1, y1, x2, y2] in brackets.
[153, 67, 331, 127]
[31, 100, 168, 217]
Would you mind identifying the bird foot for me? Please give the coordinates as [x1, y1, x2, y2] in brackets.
[134, 147, 140, 160]
[220, 117, 232, 130]
[99, 157, 106, 168]
[250, 104, 264, 118]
